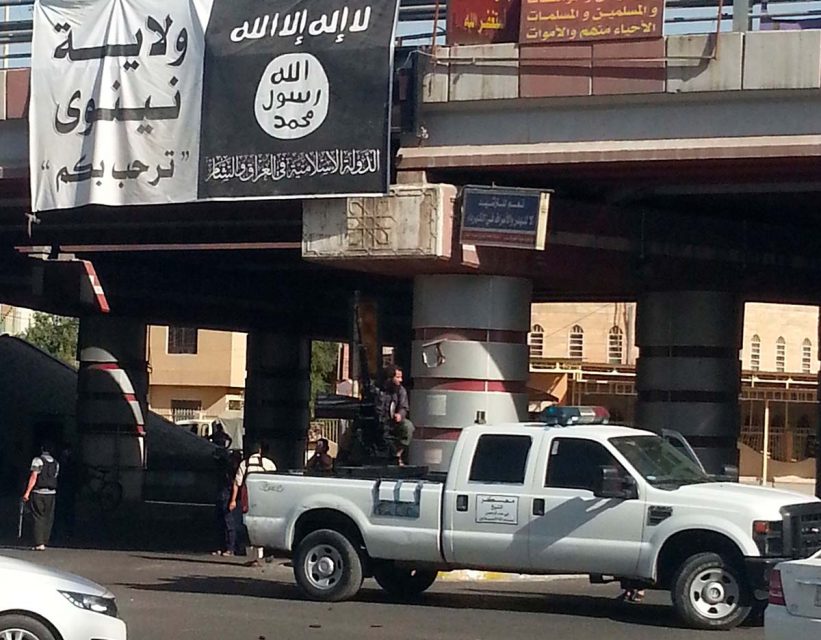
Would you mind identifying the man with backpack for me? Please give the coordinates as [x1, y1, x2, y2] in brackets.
[21, 440, 60, 551]
[228, 442, 276, 564]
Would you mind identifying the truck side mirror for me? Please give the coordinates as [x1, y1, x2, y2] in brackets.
[719, 464, 739, 482]
[596, 466, 638, 500]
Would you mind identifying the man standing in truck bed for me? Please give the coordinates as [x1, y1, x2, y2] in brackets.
[380, 365, 414, 466]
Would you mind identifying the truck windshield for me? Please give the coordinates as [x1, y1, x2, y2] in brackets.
[609, 435, 710, 489]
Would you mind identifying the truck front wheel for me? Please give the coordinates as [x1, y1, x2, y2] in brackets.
[373, 562, 438, 597]
[671, 552, 751, 630]
[293, 529, 364, 602]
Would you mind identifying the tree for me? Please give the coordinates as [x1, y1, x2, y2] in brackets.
[21, 312, 79, 366]
[311, 341, 340, 402]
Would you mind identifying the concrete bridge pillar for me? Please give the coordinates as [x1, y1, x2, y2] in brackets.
[243, 332, 310, 470]
[77, 316, 148, 504]
[635, 291, 743, 474]
[409, 275, 532, 471]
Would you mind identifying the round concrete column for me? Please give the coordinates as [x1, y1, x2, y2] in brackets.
[77, 316, 148, 503]
[409, 275, 532, 470]
[635, 291, 742, 474]
[244, 332, 310, 470]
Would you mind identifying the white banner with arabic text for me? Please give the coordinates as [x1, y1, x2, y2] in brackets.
[30, 0, 213, 212]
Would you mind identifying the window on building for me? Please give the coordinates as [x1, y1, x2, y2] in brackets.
[608, 326, 624, 364]
[568, 324, 584, 359]
[545, 438, 626, 492]
[171, 399, 201, 422]
[529, 324, 545, 358]
[168, 327, 198, 354]
[802, 338, 812, 374]
[776, 337, 786, 372]
[227, 399, 244, 411]
[751, 335, 761, 371]
[469, 435, 532, 484]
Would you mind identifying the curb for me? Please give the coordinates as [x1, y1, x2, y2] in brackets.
[438, 570, 584, 582]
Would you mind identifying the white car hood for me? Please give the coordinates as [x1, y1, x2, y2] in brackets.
[667, 482, 820, 519]
[0, 555, 111, 597]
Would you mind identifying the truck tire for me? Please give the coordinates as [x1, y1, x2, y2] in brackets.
[373, 562, 438, 597]
[671, 552, 751, 630]
[293, 529, 364, 602]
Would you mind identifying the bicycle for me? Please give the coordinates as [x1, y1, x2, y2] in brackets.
[80, 465, 124, 512]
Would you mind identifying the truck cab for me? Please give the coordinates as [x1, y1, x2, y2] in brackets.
[442, 421, 819, 628]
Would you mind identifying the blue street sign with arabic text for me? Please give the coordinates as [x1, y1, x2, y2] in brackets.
[461, 186, 551, 250]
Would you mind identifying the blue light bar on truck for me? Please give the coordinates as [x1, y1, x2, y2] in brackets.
[540, 405, 610, 426]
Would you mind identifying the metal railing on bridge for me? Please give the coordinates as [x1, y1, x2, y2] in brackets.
[3, 0, 821, 66]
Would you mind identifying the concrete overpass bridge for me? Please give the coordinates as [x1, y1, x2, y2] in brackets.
[1, 1, 820, 495]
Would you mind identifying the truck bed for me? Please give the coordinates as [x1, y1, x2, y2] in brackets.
[245, 469, 445, 564]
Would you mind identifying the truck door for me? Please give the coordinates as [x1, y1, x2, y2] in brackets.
[528, 436, 645, 576]
[442, 433, 534, 571]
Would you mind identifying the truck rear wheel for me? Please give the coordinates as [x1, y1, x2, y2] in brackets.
[671, 552, 751, 630]
[373, 562, 438, 597]
[293, 529, 364, 602]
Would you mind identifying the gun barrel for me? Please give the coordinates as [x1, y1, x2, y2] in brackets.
[17, 500, 24, 539]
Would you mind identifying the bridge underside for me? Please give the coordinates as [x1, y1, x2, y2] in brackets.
[3, 144, 821, 327]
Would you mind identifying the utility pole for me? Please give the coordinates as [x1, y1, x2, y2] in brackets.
[733, 0, 751, 33]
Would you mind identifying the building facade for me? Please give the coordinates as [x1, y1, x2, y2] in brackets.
[529, 302, 819, 480]
[0, 304, 34, 335]
[146, 326, 247, 423]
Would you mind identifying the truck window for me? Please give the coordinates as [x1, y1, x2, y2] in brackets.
[545, 438, 625, 492]
[610, 435, 709, 488]
[469, 434, 532, 484]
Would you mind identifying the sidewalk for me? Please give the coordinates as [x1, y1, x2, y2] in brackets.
[740, 477, 818, 496]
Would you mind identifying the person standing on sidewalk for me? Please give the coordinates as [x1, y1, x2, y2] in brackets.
[22, 441, 60, 551]
[229, 442, 276, 565]
[213, 451, 242, 557]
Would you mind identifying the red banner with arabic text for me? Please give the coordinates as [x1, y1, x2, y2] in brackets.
[448, 0, 521, 45]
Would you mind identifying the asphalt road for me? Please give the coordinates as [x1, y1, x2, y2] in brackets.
[0, 546, 766, 640]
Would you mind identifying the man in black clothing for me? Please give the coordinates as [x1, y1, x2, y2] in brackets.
[213, 450, 242, 557]
[22, 441, 60, 551]
[208, 421, 233, 449]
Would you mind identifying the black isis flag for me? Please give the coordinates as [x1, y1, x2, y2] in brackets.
[198, 0, 400, 200]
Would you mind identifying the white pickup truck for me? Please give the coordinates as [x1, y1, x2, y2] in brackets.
[245, 421, 821, 630]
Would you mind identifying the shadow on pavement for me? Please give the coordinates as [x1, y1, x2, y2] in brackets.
[122, 575, 303, 600]
[130, 554, 253, 568]
[121, 573, 689, 629]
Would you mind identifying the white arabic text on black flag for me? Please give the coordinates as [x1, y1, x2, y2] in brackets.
[30, 0, 214, 212]
[198, 0, 400, 199]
